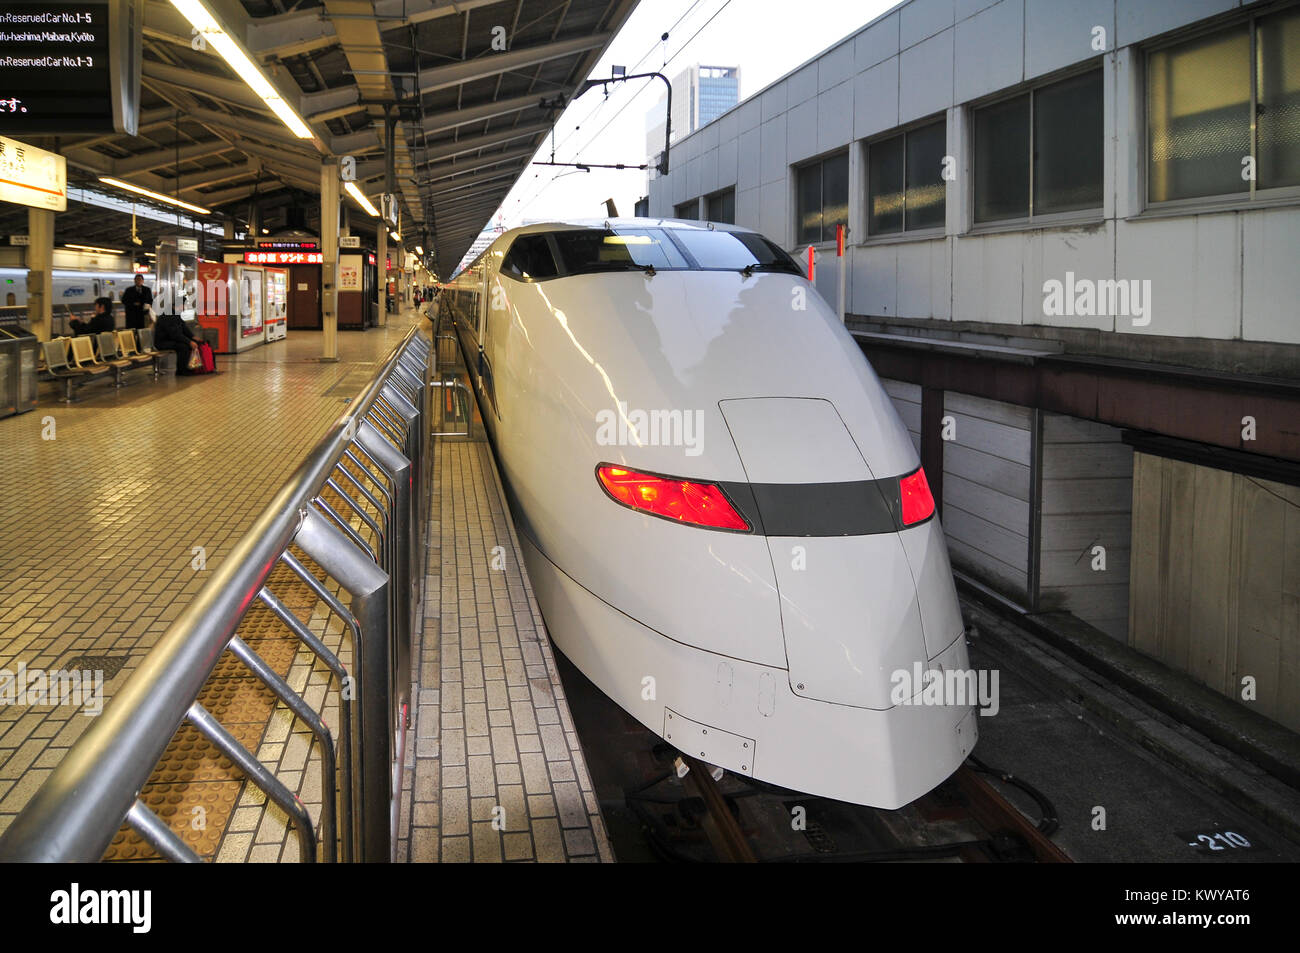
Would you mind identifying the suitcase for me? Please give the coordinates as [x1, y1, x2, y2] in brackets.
[196, 341, 216, 374]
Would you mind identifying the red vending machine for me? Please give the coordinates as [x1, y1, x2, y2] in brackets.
[195, 262, 268, 353]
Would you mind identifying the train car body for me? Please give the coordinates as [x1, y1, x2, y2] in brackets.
[442, 219, 976, 808]
[0, 267, 155, 313]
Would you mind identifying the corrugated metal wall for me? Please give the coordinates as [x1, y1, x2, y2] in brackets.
[1038, 414, 1133, 640]
[1130, 453, 1300, 732]
[940, 392, 1033, 604]
[881, 378, 921, 455]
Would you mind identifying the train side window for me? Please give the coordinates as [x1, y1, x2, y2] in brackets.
[501, 235, 558, 281]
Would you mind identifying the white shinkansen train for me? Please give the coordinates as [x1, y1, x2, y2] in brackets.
[0, 267, 154, 309]
[441, 219, 976, 808]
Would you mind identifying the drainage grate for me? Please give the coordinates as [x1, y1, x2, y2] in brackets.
[803, 818, 838, 854]
[61, 655, 130, 679]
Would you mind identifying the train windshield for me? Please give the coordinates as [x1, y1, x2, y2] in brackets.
[549, 228, 689, 274]
[667, 229, 802, 275]
[529, 227, 802, 278]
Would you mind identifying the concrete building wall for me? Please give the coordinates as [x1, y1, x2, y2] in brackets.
[1129, 453, 1300, 733]
[649, 0, 1300, 345]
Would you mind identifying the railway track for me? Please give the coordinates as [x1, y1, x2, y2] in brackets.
[645, 748, 1071, 864]
[552, 645, 1071, 864]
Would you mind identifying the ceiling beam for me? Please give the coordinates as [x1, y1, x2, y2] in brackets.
[432, 203, 509, 229]
[417, 121, 550, 166]
[175, 160, 259, 193]
[244, 0, 504, 58]
[421, 92, 544, 137]
[301, 84, 361, 121]
[424, 167, 522, 198]
[418, 146, 537, 184]
[417, 34, 609, 97]
[197, 179, 294, 210]
[143, 59, 270, 114]
[111, 140, 234, 177]
[185, 107, 318, 154]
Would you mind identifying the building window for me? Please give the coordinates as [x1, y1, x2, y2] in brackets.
[796, 152, 849, 244]
[674, 200, 698, 220]
[867, 119, 947, 235]
[973, 69, 1103, 223]
[1148, 6, 1300, 204]
[705, 188, 735, 224]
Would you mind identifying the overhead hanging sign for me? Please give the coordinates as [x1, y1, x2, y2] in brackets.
[258, 240, 318, 250]
[246, 251, 322, 265]
[0, 0, 141, 135]
[0, 135, 65, 210]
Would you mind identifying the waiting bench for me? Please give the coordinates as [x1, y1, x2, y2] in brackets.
[41, 337, 111, 401]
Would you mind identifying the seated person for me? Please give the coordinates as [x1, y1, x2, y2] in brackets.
[153, 312, 200, 375]
[68, 297, 116, 337]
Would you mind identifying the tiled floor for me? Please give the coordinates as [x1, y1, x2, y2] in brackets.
[0, 315, 421, 835]
[0, 308, 613, 863]
[397, 437, 613, 863]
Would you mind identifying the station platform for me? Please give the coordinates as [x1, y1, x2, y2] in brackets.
[0, 309, 611, 863]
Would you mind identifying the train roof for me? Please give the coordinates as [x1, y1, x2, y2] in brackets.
[502, 218, 751, 238]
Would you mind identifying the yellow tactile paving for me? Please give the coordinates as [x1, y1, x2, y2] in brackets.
[0, 313, 423, 845]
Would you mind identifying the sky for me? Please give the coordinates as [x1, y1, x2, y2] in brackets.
[483, 0, 898, 239]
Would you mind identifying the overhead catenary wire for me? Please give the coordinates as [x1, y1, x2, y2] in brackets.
[510, 0, 732, 220]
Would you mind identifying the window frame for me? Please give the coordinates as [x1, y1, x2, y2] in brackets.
[673, 199, 700, 220]
[863, 113, 949, 244]
[794, 149, 851, 246]
[1141, 3, 1300, 216]
[967, 62, 1106, 234]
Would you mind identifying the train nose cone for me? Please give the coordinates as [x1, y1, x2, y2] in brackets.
[719, 398, 930, 710]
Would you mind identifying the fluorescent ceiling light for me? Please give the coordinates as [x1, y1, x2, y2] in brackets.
[168, 0, 313, 139]
[65, 243, 125, 255]
[344, 181, 379, 217]
[390, 231, 401, 242]
[415, 245, 424, 255]
[99, 177, 211, 215]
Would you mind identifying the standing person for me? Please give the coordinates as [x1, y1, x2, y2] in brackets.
[121, 273, 153, 330]
[153, 311, 200, 375]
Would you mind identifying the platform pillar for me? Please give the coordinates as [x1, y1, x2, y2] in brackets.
[377, 223, 387, 326]
[26, 207, 54, 342]
[321, 160, 340, 361]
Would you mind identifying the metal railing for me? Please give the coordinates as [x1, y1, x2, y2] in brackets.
[0, 325, 432, 863]
[431, 315, 473, 437]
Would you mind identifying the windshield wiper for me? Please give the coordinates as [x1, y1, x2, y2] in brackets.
[741, 263, 796, 277]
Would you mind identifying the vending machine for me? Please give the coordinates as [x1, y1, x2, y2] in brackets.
[194, 262, 267, 353]
[264, 267, 287, 341]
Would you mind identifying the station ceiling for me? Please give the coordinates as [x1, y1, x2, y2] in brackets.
[8, 0, 638, 277]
